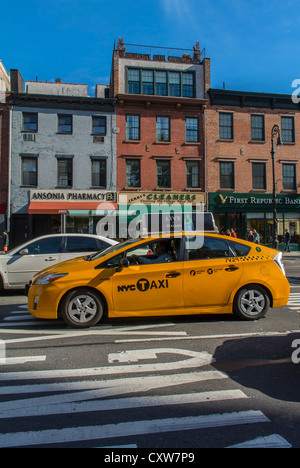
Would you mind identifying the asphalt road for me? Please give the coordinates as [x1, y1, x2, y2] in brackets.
[0, 255, 299, 449]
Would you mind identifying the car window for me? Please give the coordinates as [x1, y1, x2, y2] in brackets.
[227, 240, 251, 257]
[22, 237, 63, 255]
[65, 236, 105, 253]
[185, 236, 233, 260]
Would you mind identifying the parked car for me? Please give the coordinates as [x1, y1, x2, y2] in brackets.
[0, 234, 118, 290]
[28, 233, 290, 328]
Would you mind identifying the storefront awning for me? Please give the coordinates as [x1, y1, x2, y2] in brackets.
[28, 201, 117, 215]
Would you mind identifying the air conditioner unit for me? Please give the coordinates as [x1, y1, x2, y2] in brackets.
[23, 133, 36, 141]
[93, 136, 105, 143]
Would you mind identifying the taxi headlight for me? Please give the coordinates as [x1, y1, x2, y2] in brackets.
[35, 273, 68, 285]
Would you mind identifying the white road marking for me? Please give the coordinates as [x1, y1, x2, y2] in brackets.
[228, 434, 292, 448]
[0, 411, 270, 447]
[0, 355, 46, 365]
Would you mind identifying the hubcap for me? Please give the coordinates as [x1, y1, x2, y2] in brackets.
[68, 294, 98, 323]
[240, 289, 265, 316]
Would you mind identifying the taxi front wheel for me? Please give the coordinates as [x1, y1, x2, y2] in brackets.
[233, 285, 270, 321]
[61, 288, 104, 328]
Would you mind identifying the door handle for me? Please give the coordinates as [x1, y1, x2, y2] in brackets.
[165, 271, 181, 278]
[225, 266, 239, 272]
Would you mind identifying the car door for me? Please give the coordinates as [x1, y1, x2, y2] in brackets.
[110, 238, 184, 316]
[6, 236, 63, 287]
[182, 235, 244, 310]
[63, 236, 109, 261]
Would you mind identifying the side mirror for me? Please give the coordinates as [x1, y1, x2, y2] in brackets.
[18, 248, 29, 256]
[115, 258, 129, 272]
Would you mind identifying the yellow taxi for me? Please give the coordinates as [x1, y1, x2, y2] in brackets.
[28, 232, 290, 328]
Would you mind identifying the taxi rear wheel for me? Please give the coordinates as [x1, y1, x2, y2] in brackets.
[233, 285, 270, 320]
[61, 288, 104, 328]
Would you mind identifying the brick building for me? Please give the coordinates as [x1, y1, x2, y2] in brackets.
[109, 39, 210, 230]
[206, 89, 300, 249]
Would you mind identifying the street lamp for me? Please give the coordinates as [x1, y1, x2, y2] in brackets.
[271, 124, 283, 249]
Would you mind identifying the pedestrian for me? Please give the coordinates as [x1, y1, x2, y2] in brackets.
[284, 229, 291, 252]
[2, 230, 8, 252]
[252, 229, 260, 244]
[248, 230, 254, 242]
[226, 229, 231, 236]
[230, 229, 237, 238]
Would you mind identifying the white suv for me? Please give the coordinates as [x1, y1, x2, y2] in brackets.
[0, 234, 118, 290]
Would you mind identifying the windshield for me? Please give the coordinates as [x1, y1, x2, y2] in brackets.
[85, 238, 140, 261]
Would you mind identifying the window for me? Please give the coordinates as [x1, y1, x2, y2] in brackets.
[220, 162, 234, 189]
[58, 114, 72, 133]
[169, 72, 180, 97]
[252, 162, 266, 190]
[156, 160, 171, 188]
[126, 115, 140, 140]
[186, 236, 232, 260]
[283, 163, 296, 190]
[21, 157, 37, 186]
[156, 116, 170, 142]
[92, 116, 106, 135]
[23, 113, 38, 132]
[227, 240, 251, 257]
[57, 158, 73, 187]
[182, 73, 194, 97]
[22, 236, 63, 255]
[65, 236, 108, 253]
[126, 159, 141, 187]
[219, 113, 233, 140]
[91, 159, 106, 187]
[155, 71, 167, 96]
[186, 161, 200, 188]
[142, 70, 154, 94]
[127, 68, 195, 98]
[281, 117, 295, 143]
[251, 115, 265, 141]
[186, 117, 199, 142]
[128, 69, 140, 94]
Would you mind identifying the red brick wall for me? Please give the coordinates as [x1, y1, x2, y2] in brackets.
[205, 105, 300, 194]
[116, 100, 205, 192]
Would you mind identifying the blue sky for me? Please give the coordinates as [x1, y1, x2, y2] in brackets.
[2, 0, 300, 96]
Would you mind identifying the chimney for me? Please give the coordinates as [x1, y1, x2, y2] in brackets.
[10, 69, 24, 93]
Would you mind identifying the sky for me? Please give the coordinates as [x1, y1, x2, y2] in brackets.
[1, 0, 300, 96]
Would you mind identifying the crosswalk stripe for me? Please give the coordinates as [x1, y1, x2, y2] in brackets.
[0, 390, 248, 419]
[0, 411, 270, 447]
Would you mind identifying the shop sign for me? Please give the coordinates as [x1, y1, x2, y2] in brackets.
[211, 193, 300, 209]
[30, 190, 116, 202]
[118, 191, 206, 205]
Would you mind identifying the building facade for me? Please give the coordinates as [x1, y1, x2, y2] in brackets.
[9, 74, 117, 247]
[110, 39, 210, 233]
[206, 89, 300, 249]
[0, 60, 10, 235]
